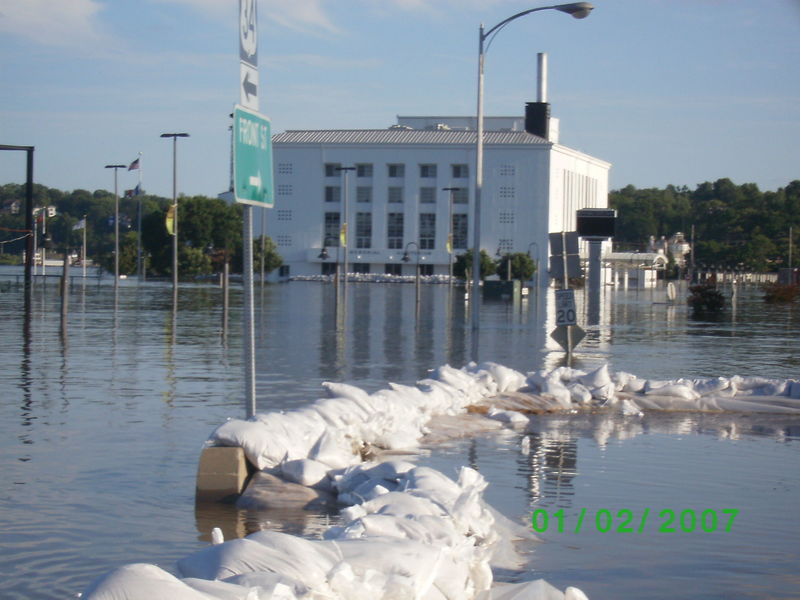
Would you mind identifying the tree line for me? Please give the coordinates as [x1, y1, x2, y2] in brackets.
[0, 183, 282, 277]
[610, 178, 800, 272]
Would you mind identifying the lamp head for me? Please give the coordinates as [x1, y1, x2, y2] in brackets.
[401, 251, 410, 263]
[318, 247, 329, 260]
[555, 2, 594, 19]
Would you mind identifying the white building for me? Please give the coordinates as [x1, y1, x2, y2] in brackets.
[266, 113, 610, 282]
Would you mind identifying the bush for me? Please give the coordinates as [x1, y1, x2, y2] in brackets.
[688, 283, 725, 314]
[762, 282, 799, 303]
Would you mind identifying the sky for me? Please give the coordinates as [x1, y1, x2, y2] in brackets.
[1, 0, 798, 200]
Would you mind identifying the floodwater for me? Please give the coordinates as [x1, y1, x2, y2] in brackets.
[0, 269, 798, 599]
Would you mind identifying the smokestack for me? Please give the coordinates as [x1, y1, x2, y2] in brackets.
[525, 52, 550, 139]
[537, 52, 548, 102]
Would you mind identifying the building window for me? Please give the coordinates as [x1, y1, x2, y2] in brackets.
[277, 163, 293, 175]
[499, 211, 515, 224]
[356, 163, 373, 178]
[388, 186, 403, 203]
[498, 186, 515, 199]
[325, 186, 341, 203]
[276, 235, 292, 247]
[419, 164, 437, 178]
[276, 209, 292, 221]
[321, 262, 337, 276]
[324, 163, 341, 177]
[499, 164, 515, 177]
[353, 263, 371, 274]
[277, 184, 292, 196]
[419, 187, 436, 204]
[452, 188, 468, 204]
[452, 214, 468, 250]
[387, 213, 404, 249]
[279, 265, 290, 278]
[498, 238, 513, 253]
[420, 264, 434, 276]
[324, 212, 340, 247]
[388, 164, 405, 178]
[385, 263, 402, 276]
[356, 212, 372, 249]
[451, 164, 469, 178]
[356, 186, 372, 203]
[419, 213, 436, 250]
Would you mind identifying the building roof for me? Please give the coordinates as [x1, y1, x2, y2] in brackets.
[605, 252, 669, 269]
[272, 129, 550, 146]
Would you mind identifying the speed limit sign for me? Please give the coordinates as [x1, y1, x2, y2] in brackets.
[555, 289, 577, 326]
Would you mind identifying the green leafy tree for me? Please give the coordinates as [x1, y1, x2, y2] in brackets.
[495, 252, 536, 281]
[453, 249, 496, 280]
[253, 235, 282, 275]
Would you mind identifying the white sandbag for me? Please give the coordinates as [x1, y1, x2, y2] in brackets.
[488, 578, 567, 600]
[578, 364, 611, 389]
[402, 466, 464, 511]
[222, 573, 302, 599]
[691, 376, 730, 396]
[338, 477, 397, 506]
[590, 382, 616, 402]
[182, 577, 271, 600]
[567, 383, 593, 406]
[486, 408, 529, 427]
[479, 362, 527, 393]
[209, 419, 282, 471]
[280, 458, 331, 489]
[341, 490, 447, 522]
[644, 383, 699, 400]
[308, 429, 356, 470]
[539, 379, 572, 409]
[81, 563, 214, 600]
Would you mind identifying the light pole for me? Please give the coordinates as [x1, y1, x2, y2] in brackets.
[442, 187, 461, 287]
[527, 241, 540, 290]
[471, 2, 593, 332]
[335, 166, 355, 284]
[402, 241, 421, 310]
[105, 164, 126, 286]
[160, 133, 189, 301]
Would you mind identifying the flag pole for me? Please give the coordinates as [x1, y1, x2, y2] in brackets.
[82, 214, 87, 278]
[136, 153, 143, 282]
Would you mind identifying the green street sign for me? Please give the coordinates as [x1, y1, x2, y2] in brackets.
[233, 104, 273, 207]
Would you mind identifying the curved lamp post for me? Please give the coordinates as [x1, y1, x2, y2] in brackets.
[471, 2, 593, 332]
[402, 241, 421, 309]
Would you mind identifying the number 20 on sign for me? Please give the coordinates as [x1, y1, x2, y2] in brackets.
[555, 289, 577, 326]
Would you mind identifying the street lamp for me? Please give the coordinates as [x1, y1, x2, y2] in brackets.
[442, 187, 461, 287]
[335, 166, 356, 283]
[471, 2, 593, 332]
[160, 132, 189, 301]
[402, 241, 421, 309]
[105, 164, 126, 286]
[527, 241, 540, 290]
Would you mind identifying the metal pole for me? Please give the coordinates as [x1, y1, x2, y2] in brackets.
[171, 136, 178, 300]
[337, 166, 355, 284]
[471, 25, 485, 333]
[25, 148, 34, 290]
[82, 216, 87, 279]
[243, 206, 256, 418]
[105, 164, 126, 286]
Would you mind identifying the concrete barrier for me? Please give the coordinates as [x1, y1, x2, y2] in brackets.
[195, 446, 252, 502]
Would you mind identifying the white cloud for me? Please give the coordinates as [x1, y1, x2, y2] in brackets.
[260, 0, 341, 35]
[0, 0, 107, 46]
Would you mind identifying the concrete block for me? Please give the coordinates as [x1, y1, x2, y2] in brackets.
[196, 446, 251, 502]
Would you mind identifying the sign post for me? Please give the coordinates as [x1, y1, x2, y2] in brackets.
[235, 0, 273, 419]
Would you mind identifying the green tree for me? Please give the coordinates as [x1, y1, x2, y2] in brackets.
[453, 249, 496, 280]
[253, 235, 283, 275]
[495, 252, 536, 281]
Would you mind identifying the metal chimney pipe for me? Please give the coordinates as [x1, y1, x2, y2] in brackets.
[537, 52, 548, 103]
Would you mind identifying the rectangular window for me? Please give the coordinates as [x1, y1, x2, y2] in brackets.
[356, 186, 372, 203]
[277, 163, 293, 175]
[388, 186, 403, 203]
[385, 263, 402, 276]
[277, 184, 292, 196]
[324, 212, 340, 247]
[419, 213, 436, 250]
[498, 186, 515, 199]
[388, 164, 405, 178]
[419, 187, 436, 204]
[387, 212, 404, 249]
[499, 211, 515, 224]
[356, 212, 372, 249]
[419, 264, 434, 276]
[276, 235, 292, 247]
[451, 164, 469, 178]
[276, 209, 292, 221]
[452, 188, 468, 204]
[356, 163, 373, 178]
[279, 265, 290, 278]
[353, 263, 371, 274]
[498, 238, 513, 253]
[452, 214, 468, 250]
[324, 163, 341, 177]
[325, 186, 341, 203]
[499, 164, 515, 177]
[419, 164, 437, 178]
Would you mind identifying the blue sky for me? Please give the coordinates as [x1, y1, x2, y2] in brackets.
[1, 0, 798, 199]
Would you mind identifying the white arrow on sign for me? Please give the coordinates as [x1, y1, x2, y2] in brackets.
[249, 173, 261, 188]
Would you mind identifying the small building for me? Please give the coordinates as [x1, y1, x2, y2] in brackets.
[604, 252, 668, 288]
